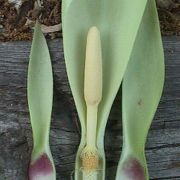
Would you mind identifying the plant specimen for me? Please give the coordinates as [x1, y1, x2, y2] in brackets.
[62, 0, 164, 179]
[27, 22, 56, 180]
[116, 0, 164, 179]
[62, 0, 151, 179]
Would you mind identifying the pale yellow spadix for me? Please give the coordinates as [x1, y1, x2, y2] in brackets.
[84, 26, 102, 148]
[80, 26, 103, 179]
[84, 26, 102, 106]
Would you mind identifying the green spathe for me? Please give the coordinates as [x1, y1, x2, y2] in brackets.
[62, 0, 149, 180]
[28, 22, 56, 180]
[116, 0, 164, 179]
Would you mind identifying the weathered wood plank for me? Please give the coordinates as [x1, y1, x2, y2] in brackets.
[0, 37, 179, 180]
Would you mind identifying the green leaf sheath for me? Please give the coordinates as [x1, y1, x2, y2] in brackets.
[116, 0, 165, 180]
[28, 22, 56, 179]
[62, 0, 148, 179]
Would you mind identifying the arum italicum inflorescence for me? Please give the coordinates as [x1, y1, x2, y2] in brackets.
[28, 22, 56, 180]
[62, 0, 149, 179]
[62, 0, 164, 179]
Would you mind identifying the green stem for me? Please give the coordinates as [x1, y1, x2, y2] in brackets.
[86, 105, 98, 147]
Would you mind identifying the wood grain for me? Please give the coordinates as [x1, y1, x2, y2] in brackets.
[0, 37, 179, 180]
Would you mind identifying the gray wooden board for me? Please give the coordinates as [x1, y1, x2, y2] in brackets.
[0, 36, 179, 180]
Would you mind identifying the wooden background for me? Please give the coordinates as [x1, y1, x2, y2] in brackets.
[0, 36, 179, 180]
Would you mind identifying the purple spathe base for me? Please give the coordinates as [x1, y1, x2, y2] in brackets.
[28, 153, 53, 180]
[122, 158, 145, 180]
